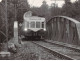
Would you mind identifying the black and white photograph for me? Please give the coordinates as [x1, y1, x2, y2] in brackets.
[0, 0, 80, 60]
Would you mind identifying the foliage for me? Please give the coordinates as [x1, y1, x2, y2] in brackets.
[17, 0, 30, 23]
[0, 0, 30, 43]
[31, 0, 50, 21]
[50, 4, 62, 17]
[61, 0, 80, 21]
[31, 0, 80, 22]
[0, 2, 6, 43]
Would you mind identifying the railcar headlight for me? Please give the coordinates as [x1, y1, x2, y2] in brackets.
[44, 28, 46, 31]
[24, 28, 27, 31]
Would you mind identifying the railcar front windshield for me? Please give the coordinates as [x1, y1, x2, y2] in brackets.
[30, 21, 35, 28]
[36, 22, 40, 28]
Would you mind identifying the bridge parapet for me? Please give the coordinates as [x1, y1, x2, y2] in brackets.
[47, 16, 80, 45]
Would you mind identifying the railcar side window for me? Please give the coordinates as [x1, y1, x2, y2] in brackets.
[36, 22, 40, 28]
[30, 22, 35, 28]
[42, 22, 44, 28]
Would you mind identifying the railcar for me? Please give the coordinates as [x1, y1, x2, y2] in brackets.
[21, 11, 46, 40]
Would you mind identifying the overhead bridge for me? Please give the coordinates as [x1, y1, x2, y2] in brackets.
[47, 16, 80, 45]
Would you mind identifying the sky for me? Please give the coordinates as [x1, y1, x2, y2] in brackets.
[28, 0, 76, 7]
[0, 0, 2, 2]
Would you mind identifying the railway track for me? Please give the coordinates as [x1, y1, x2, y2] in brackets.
[32, 41, 80, 60]
[44, 40, 80, 52]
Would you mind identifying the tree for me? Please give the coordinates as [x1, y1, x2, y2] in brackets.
[72, 0, 80, 21]
[0, 1, 7, 42]
[0, 0, 30, 42]
[40, 0, 49, 18]
[17, 0, 30, 23]
[62, 0, 76, 18]
[50, 3, 62, 17]
[31, 0, 50, 20]
[31, 7, 40, 16]
[8, 0, 30, 23]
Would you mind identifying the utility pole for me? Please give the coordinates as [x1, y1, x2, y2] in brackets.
[5, 0, 8, 51]
[0, 0, 8, 51]
[14, 4, 16, 21]
[11, 0, 18, 21]
[14, 0, 17, 21]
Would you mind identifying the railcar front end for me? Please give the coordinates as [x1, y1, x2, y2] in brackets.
[21, 16, 46, 40]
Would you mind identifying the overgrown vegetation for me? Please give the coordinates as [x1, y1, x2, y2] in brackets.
[0, 0, 30, 43]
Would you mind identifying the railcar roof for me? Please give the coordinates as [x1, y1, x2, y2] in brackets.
[25, 16, 45, 18]
[24, 16, 45, 21]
